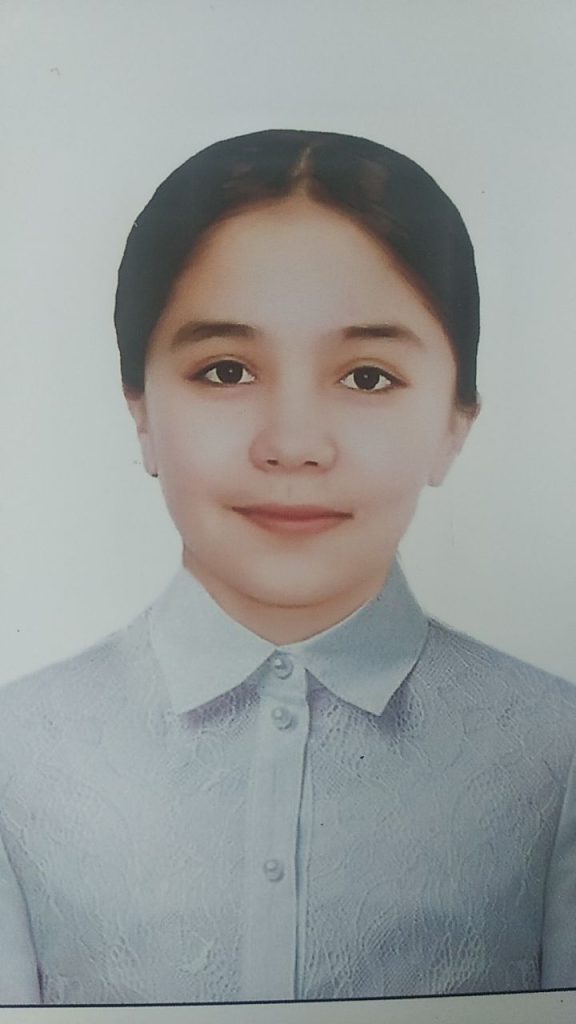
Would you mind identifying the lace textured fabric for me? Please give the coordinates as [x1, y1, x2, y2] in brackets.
[1, 571, 576, 1003]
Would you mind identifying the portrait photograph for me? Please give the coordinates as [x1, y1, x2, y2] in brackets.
[1, 2, 576, 1023]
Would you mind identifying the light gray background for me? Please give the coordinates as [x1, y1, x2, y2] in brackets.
[1, 4, 576, 1020]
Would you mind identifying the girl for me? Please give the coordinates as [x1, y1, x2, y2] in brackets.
[1, 130, 575, 1003]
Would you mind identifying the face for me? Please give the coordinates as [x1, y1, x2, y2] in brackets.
[128, 196, 474, 641]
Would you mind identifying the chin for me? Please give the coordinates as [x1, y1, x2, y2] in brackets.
[233, 565, 357, 611]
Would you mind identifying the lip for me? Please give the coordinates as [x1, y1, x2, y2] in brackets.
[233, 504, 352, 535]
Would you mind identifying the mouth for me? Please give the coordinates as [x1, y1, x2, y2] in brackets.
[232, 504, 353, 535]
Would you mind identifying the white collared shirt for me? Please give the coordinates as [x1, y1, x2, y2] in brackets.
[1, 562, 576, 1003]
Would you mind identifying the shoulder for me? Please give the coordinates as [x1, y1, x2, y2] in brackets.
[418, 617, 576, 734]
[404, 620, 576, 793]
[0, 610, 157, 760]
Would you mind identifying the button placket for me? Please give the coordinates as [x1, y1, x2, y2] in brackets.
[240, 657, 310, 1001]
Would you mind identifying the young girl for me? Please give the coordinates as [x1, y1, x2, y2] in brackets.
[1, 129, 575, 1004]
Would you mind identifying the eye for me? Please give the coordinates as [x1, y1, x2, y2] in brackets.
[195, 360, 256, 386]
[340, 366, 397, 392]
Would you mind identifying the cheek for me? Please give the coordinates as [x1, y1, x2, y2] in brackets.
[151, 405, 249, 497]
[346, 411, 445, 497]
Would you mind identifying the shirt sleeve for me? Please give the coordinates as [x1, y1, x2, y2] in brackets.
[0, 829, 41, 1003]
[541, 747, 576, 989]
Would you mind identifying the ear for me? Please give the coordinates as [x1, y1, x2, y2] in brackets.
[124, 388, 158, 478]
[427, 400, 480, 488]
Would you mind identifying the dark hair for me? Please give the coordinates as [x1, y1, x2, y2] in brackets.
[115, 129, 479, 407]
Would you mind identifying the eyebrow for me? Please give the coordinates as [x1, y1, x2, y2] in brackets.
[170, 320, 257, 349]
[341, 323, 423, 346]
[169, 319, 423, 349]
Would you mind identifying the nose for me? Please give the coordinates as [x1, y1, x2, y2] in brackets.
[249, 390, 337, 472]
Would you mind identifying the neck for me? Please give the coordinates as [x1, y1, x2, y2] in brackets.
[181, 552, 394, 644]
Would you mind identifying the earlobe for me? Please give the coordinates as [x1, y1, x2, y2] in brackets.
[140, 439, 159, 479]
[427, 402, 479, 488]
[428, 444, 460, 488]
[124, 391, 158, 478]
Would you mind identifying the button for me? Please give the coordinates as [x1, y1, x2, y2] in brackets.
[271, 653, 293, 679]
[271, 705, 295, 730]
[263, 858, 285, 882]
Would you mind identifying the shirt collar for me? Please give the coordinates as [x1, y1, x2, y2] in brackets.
[148, 559, 428, 717]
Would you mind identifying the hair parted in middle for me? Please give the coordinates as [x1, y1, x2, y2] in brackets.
[115, 129, 480, 408]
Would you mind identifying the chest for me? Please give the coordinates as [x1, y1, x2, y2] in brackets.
[2, 683, 558, 1001]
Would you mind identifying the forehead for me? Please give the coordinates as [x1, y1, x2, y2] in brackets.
[152, 196, 448, 343]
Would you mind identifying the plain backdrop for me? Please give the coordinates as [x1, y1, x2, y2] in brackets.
[1, 5, 576, 1022]
[1, 0, 575, 694]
